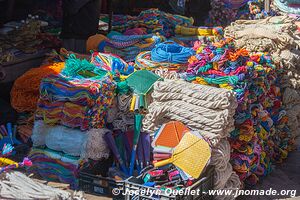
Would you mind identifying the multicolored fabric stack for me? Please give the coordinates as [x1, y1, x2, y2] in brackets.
[99, 32, 165, 62]
[29, 56, 117, 188]
[28, 147, 82, 189]
[183, 38, 293, 185]
[36, 73, 115, 130]
[111, 9, 194, 38]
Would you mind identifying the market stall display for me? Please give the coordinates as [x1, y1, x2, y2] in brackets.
[1, 3, 299, 199]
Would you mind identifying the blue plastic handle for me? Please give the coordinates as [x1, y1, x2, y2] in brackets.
[129, 147, 137, 176]
[6, 123, 13, 144]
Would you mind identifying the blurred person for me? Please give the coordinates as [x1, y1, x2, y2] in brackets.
[61, 0, 101, 53]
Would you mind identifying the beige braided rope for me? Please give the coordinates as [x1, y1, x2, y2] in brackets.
[143, 80, 237, 139]
[143, 80, 241, 191]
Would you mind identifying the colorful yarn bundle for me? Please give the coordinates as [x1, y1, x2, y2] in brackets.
[35, 56, 116, 130]
[0, 157, 32, 174]
[90, 52, 134, 75]
[225, 16, 300, 138]
[184, 38, 292, 185]
[10, 62, 65, 112]
[111, 9, 194, 38]
[31, 120, 110, 160]
[28, 147, 82, 189]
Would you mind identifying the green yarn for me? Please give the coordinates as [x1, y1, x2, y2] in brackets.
[204, 75, 239, 85]
[62, 54, 107, 79]
[198, 64, 212, 73]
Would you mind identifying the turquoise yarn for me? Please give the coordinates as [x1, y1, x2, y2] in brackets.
[62, 54, 107, 79]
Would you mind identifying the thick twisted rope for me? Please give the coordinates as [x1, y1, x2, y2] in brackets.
[143, 80, 237, 138]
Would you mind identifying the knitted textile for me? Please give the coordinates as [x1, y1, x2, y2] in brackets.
[36, 73, 115, 130]
[28, 147, 82, 189]
[99, 32, 164, 62]
[31, 120, 110, 160]
[10, 62, 65, 112]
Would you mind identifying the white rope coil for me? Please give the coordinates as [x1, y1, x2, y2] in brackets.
[0, 172, 85, 200]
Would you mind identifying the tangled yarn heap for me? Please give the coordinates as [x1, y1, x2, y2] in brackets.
[143, 80, 240, 195]
[184, 38, 292, 185]
[225, 15, 300, 138]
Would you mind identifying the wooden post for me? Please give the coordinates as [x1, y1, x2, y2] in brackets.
[264, 0, 270, 12]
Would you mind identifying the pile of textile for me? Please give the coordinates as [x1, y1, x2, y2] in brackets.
[28, 147, 82, 189]
[143, 80, 241, 195]
[111, 9, 193, 37]
[31, 120, 110, 160]
[16, 112, 34, 143]
[181, 38, 292, 186]
[29, 55, 116, 187]
[87, 32, 164, 62]
[10, 62, 64, 112]
[206, 0, 276, 26]
[0, 16, 60, 64]
[35, 57, 116, 130]
[225, 15, 300, 138]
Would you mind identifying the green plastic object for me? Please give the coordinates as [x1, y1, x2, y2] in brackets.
[126, 70, 162, 95]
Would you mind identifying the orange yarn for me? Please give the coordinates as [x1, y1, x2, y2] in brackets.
[11, 62, 65, 112]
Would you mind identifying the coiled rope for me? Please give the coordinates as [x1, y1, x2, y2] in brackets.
[151, 41, 195, 64]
